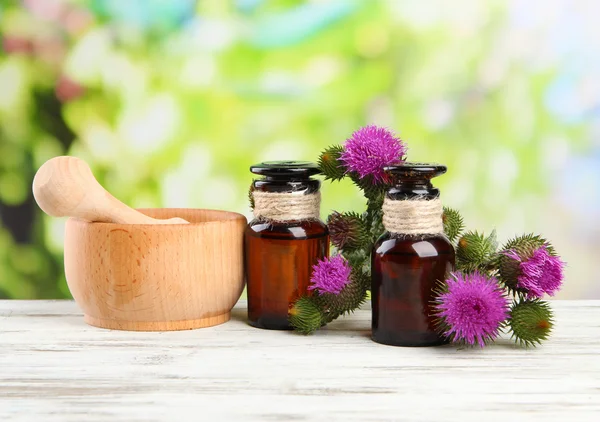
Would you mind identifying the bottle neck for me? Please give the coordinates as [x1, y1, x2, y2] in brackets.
[253, 178, 321, 195]
[387, 179, 439, 200]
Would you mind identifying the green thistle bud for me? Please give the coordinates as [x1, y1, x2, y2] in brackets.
[497, 234, 554, 292]
[289, 296, 323, 335]
[442, 207, 464, 243]
[318, 145, 346, 181]
[327, 211, 370, 252]
[508, 299, 554, 347]
[456, 230, 498, 273]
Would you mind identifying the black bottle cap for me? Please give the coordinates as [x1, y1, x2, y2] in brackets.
[383, 162, 447, 180]
[250, 161, 321, 179]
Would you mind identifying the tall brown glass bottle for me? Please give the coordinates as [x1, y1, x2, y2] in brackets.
[245, 161, 329, 330]
[371, 163, 455, 347]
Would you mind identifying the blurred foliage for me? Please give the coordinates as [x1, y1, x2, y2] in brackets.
[0, 0, 596, 299]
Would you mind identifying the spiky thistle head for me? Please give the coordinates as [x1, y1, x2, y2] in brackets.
[508, 299, 554, 347]
[308, 255, 352, 295]
[442, 207, 464, 243]
[433, 271, 509, 347]
[327, 211, 370, 252]
[289, 296, 323, 335]
[498, 234, 551, 288]
[318, 144, 346, 181]
[456, 230, 498, 273]
[339, 125, 407, 184]
[498, 234, 564, 298]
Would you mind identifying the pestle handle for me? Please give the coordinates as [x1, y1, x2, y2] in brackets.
[32, 156, 189, 225]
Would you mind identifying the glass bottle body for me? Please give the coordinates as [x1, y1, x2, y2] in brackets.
[371, 232, 455, 346]
[245, 161, 329, 330]
[245, 219, 329, 329]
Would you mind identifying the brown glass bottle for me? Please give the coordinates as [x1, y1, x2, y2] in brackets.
[371, 163, 455, 347]
[245, 161, 329, 330]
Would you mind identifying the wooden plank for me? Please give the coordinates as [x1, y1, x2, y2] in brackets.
[1, 300, 599, 421]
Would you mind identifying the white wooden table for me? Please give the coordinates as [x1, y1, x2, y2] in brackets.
[1, 300, 599, 421]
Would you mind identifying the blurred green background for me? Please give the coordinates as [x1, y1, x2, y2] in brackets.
[1, 0, 598, 300]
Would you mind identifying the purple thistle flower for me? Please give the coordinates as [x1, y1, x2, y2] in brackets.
[308, 255, 352, 295]
[435, 271, 509, 347]
[339, 125, 407, 183]
[504, 246, 565, 298]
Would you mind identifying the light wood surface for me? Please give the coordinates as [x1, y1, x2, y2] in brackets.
[32, 156, 188, 225]
[1, 299, 598, 421]
[64, 208, 247, 331]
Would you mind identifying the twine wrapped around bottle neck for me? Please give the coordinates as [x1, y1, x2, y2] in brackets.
[252, 191, 321, 222]
[382, 196, 444, 235]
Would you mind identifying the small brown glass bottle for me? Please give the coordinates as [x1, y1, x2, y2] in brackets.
[245, 161, 329, 330]
[371, 163, 455, 347]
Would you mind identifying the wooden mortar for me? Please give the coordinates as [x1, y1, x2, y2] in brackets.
[64, 208, 247, 331]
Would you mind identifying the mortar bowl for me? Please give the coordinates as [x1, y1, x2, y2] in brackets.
[64, 208, 247, 331]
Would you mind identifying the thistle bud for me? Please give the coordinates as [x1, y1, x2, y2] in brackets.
[288, 296, 323, 335]
[327, 212, 370, 252]
[498, 234, 564, 298]
[456, 230, 498, 272]
[508, 299, 554, 347]
[442, 207, 464, 243]
[318, 145, 346, 181]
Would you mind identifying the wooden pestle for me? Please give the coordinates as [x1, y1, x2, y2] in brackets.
[32, 156, 189, 225]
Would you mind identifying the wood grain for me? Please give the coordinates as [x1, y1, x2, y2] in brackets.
[64, 208, 246, 331]
[1, 300, 599, 421]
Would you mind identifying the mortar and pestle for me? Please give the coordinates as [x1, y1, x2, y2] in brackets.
[32, 156, 246, 331]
